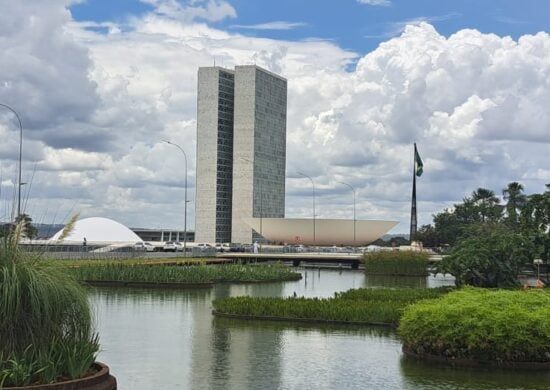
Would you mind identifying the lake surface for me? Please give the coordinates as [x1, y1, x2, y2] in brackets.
[90, 269, 550, 389]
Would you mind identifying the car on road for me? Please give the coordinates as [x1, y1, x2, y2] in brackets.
[134, 242, 156, 252]
[229, 243, 245, 252]
[215, 243, 230, 252]
[196, 243, 213, 252]
[163, 241, 182, 252]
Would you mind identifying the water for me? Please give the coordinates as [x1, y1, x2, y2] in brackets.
[90, 270, 550, 389]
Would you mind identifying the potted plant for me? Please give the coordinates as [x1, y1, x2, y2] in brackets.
[0, 219, 116, 389]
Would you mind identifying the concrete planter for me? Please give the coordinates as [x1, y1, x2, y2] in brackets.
[4, 362, 116, 390]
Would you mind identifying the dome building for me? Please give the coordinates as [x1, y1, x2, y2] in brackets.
[51, 217, 142, 243]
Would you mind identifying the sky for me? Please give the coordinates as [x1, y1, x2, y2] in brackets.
[1, 0, 550, 235]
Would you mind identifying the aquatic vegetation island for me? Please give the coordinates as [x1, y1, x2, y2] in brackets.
[399, 288, 550, 366]
[213, 287, 450, 326]
[362, 251, 430, 276]
[71, 263, 302, 286]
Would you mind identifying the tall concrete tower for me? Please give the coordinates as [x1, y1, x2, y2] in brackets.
[231, 66, 287, 244]
[195, 65, 287, 244]
[195, 67, 235, 244]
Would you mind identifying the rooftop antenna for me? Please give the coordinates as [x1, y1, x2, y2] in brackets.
[213, 57, 216, 67]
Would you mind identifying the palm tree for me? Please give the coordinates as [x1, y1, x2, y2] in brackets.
[503, 182, 526, 231]
[471, 188, 502, 223]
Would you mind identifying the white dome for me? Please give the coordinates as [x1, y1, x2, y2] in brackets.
[51, 217, 142, 243]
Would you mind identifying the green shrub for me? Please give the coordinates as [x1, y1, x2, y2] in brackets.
[0, 223, 99, 386]
[399, 287, 550, 362]
[435, 224, 534, 287]
[362, 251, 429, 276]
[71, 263, 301, 284]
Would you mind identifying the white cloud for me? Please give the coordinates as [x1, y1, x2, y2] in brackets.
[1, 4, 550, 234]
[231, 21, 307, 31]
[357, 0, 391, 6]
[140, 0, 236, 22]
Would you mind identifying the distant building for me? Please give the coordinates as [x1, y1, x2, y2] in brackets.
[131, 228, 194, 243]
[195, 65, 287, 244]
[195, 67, 235, 243]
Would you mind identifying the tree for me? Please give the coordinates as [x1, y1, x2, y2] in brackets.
[15, 214, 38, 239]
[413, 224, 440, 247]
[470, 188, 502, 223]
[503, 182, 526, 231]
[520, 184, 550, 263]
[435, 224, 534, 287]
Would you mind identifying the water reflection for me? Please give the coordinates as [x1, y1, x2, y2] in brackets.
[400, 355, 550, 390]
[88, 269, 542, 390]
[367, 275, 427, 288]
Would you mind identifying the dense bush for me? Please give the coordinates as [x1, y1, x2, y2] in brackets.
[399, 288, 550, 363]
[72, 263, 301, 284]
[214, 287, 450, 326]
[362, 251, 429, 276]
[435, 224, 534, 287]
[0, 224, 99, 387]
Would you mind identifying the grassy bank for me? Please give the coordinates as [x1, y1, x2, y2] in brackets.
[213, 287, 449, 326]
[399, 288, 550, 363]
[71, 263, 301, 285]
[362, 251, 429, 276]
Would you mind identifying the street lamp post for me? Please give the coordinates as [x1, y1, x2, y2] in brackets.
[298, 172, 315, 244]
[163, 140, 188, 257]
[338, 181, 356, 250]
[534, 258, 543, 281]
[0, 103, 23, 220]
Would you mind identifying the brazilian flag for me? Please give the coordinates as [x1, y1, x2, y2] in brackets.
[415, 144, 423, 177]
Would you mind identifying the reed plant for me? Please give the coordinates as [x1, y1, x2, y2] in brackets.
[335, 286, 450, 303]
[362, 251, 429, 276]
[213, 287, 450, 326]
[0, 220, 99, 387]
[213, 296, 405, 325]
[399, 287, 550, 363]
[71, 263, 301, 284]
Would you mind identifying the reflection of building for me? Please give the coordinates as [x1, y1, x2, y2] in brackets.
[195, 65, 287, 244]
[190, 283, 284, 390]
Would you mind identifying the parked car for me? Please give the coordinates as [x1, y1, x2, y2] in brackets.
[143, 242, 156, 252]
[214, 243, 230, 252]
[196, 243, 213, 252]
[133, 242, 147, 252]
[163, 241, 182, 252]
[229, 243, 245, 252]
[295, 244, 307, 253]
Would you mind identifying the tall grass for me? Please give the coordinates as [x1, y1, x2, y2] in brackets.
[335, 287, 450, 302]
[213, 287, 451, 326]
[71, 263, 301, 284]
[362, 251, 429, 276]
[0, 222, 99, 386]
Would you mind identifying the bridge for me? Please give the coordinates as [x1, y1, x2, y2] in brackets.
[217, 252, 444, 269]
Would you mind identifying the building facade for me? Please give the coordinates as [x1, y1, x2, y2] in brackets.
[195, 65, 287, 244]
[231, 66, 287, 244]
[195, 67, 235, 243]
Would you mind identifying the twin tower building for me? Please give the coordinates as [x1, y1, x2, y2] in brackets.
[195, 65, 287, 244]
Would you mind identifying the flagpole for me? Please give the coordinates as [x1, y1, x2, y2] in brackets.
[410, 143, 418, 242]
